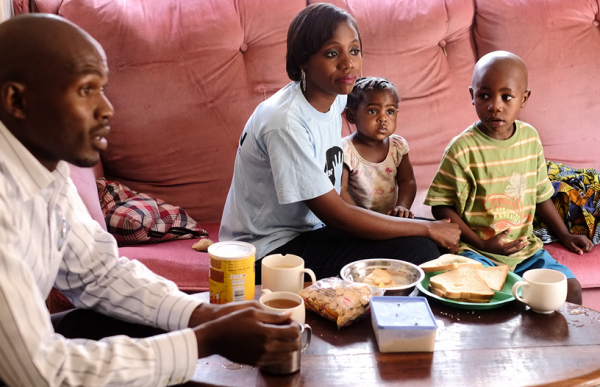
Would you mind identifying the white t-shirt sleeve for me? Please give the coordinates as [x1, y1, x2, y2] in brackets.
[264, 126, 334, 205]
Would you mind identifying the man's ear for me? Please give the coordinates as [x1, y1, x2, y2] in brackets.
[0, 82, 27, 119]
[469, 86, 475, 105]
[344, 107, 356, 124]
[521, 89, 531, 108]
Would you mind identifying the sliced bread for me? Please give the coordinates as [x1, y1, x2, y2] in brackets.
[429, 264, 494, 301]
[429, 286, 492, 303]
[419, 254, 483, 273]
[477, 265, 509, 291]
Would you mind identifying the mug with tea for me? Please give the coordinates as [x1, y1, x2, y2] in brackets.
[259, 289, 305, 324]
[262, 254, 316, 294]
[259, 290, 312, 374]
[512, 269, 567, 314]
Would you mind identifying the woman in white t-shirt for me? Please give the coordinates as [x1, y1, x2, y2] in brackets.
[220, 3, 460, 281]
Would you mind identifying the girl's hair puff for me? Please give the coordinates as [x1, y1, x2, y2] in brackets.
[286, 3, 362, 82]
[346, 77, 400, 111]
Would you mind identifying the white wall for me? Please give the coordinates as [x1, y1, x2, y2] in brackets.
[1, 0, 14, 22]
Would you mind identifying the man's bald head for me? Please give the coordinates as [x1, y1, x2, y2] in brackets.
[0, 14, 106, 91]
[472, 51, 528, 92]
[0, 14, 113, 171]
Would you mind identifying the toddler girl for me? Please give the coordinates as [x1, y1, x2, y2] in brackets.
[341, 77, 416, 218]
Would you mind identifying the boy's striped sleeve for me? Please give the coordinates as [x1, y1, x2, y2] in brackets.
[535, 143, 554, 203]
[425, 144, 471, 212]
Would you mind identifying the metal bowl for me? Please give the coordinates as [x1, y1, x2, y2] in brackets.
[340, 259, 425, 296]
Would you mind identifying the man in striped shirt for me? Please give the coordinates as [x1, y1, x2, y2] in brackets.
[425, 51, 593, 304]
[0, 14, 300, 386]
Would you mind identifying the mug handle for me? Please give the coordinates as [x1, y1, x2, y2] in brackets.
[301, 324, 312, 352]
[512, 281, 527, 303]
[302, 269, 317, 285]
[260, 289, 272, 296]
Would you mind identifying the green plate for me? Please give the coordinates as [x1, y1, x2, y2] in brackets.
[416, 267, 522, 310]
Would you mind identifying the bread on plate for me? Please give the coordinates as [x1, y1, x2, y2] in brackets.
[428, 264, 494, 302]
[419, 254, 483, 273]
[477, 265, 509, 291]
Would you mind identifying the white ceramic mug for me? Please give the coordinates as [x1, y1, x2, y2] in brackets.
[512, 269, 567, 314]
[259, 289, 306, 324]
[261, 254, 316, 294]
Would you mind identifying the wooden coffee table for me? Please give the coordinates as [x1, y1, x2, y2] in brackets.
[182, 288, 600, 387]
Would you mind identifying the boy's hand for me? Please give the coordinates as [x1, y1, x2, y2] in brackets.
[558, 233, 594, 255]
[387, 206, 414, 218]
[480, 229, 529, 255]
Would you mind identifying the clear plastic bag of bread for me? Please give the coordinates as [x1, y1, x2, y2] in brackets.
[299, 277, 384, 329]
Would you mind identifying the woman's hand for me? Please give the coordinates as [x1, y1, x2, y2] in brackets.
[427, 219, 461, 252]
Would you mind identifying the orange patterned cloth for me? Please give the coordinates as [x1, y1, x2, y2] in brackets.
[533, 162, 600, 244]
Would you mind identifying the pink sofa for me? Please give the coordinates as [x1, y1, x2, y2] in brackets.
[15, 0, 600, 307]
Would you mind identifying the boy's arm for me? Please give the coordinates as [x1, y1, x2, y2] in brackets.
[340, 165, 357, 206]
[389, 153, 416, 218]
[431, 205, 528, 255]
[536, 198, 594, 255]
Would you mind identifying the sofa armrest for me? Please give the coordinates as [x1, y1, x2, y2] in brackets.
[68, 163, 106, 231]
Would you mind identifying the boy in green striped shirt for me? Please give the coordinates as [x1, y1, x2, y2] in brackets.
[425, 51, 593, 304]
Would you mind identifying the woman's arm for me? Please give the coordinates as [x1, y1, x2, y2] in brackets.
[305, 190, 460, 251]
[340, 165, 357, 206]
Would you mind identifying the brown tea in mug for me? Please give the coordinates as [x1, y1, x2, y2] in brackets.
[264, 298, 301, 309]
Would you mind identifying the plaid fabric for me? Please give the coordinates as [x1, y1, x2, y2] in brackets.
[97, 178, 207, 245]
[533, 161, 600, 245]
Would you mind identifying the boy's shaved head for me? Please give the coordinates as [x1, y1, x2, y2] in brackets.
[469, 50, 531, 140]
[472, 51, 528, 91]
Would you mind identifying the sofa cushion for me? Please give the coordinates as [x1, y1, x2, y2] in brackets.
[52, 0, 306, 223]
[119, 222, 220, 292]
[545, 243, 600, 289]
[473, 0, 600, 169]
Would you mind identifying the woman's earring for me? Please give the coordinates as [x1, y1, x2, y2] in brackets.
[301, 70, 306, 92]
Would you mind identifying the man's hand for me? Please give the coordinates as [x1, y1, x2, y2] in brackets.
[193, 307, 301, 366]
[387, 206, 414, 218]
[479, 229, 528, 255]
[427, 219, 461, 252]
[557, 233, 594, 255]
[188, 300, 262, 328]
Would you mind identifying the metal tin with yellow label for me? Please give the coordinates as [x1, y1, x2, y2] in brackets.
[208, 241, 256, 304]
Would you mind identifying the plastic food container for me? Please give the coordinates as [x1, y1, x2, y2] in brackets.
[370, 296, 437, 353]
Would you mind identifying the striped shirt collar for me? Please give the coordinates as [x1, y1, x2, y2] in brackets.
[0, 119, 69, 200]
